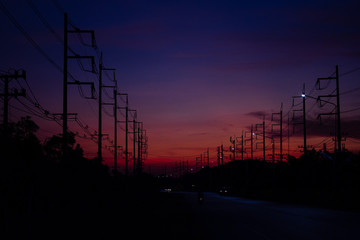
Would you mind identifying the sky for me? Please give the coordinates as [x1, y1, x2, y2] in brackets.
[1, 0, 360, 175]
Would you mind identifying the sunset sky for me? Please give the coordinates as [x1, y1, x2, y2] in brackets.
[1, 0, 360, 174]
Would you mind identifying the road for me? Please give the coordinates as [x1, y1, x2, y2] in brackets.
[175, 192, 360, 240]
[7, 189, 359, 240]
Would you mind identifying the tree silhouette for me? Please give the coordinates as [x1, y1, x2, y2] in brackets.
[0, 116, 43, 166]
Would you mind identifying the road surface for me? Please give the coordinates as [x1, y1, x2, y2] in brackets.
[175, 191, 360, 240]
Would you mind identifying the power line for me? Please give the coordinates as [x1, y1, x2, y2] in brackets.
[0, 2, 63, 72]
[341, 107, 360, 114]
[0, 2, 83, 84]
[341, 86, 360, 95]
[26, 0, 63, 43]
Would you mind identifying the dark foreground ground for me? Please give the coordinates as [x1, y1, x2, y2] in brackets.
[3, 189, 360, 240]
[1, 181, 194, 240]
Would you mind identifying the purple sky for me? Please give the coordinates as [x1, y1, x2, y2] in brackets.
[1, 0, 360, 173]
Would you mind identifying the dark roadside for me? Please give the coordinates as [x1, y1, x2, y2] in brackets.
[2, 174, 196, 240]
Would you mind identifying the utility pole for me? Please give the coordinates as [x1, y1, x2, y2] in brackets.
[241, 131, 244, 161]
[140, 128, 147, 174]
[63, 13, 96, 158]
[316, 65, 341, 152]
[256, 119, 266, 161]
[230, 136, 236, 161]
[118, 93, 129, 175]
[271, 104, 283, 162]
[137, 122, 141, 173]
[97, 55, 116, 161]
[129, 110, 137, 175]
[133, 118, 136, 175]
[335, 65, 341, 152]
[100, 69, 117, 169]
[98, 54, 103, 161]
[293, 85, 313, 154]
[302, 85, 307, 153]
[244, 127, 253, 159]
[272, 137, 275, 163]
[125, 96, 128, 174]
[221, 144, 224, 165]
[207, 148, 210, 167]
[263, 117, 265, 161]
[280, 106, 283, 161]
[142, 129, 148, 172]
[99, 64, 116, 164]
[288, 115, 290, 157]
[63, 13, 68, 155]
[0, 70, 26, 127]
[113, 86, 117, 172]
[251, 125, 253, 160]
[137, 121, 144, 174]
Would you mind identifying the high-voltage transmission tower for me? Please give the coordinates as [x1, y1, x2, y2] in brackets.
[316, 65, 342, 152]
[0, 70, 26, 127]
[63, 13, 96, 158]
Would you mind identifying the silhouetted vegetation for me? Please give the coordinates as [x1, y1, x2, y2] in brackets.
[0, 117, 162, 239]
[178, 150, 360, 211]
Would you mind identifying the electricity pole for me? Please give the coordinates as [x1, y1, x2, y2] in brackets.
[129, 109, 137, 175]
[0, 70, 26, 127]
[63, 13, 68, 154]
[125, 95, 129, 174]
[293, 86, 308, 154]
[137, 121, 144, 174]
[221, 144, 224, 165]
[118, 93, 129, 175]
[114, 86, 117, 172]
[241, 131, 244, 161]
[230, 136, 236, 161]
[263, 118, 265, 161]
[316, 66, 341, 152]
[207, 148, 210, 167]
[98, 54, 103, 161]
[335, 65, 341, 152]
[271, 104, 283, 162]
[98, 56, 116, 162]
[244, 127, 253, 159]
[256, 119, 266, 161]
[251, 125, 253, 160]
[63, 13, 96, 158]
[280, 106, 283, 161]
[302, 86, 307, 153]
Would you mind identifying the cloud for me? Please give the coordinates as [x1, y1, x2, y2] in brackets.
[245, 111, 268, 119]
[292, 116, 360, 139]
